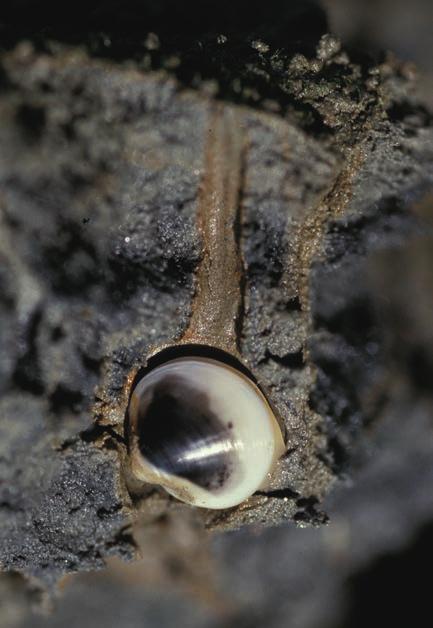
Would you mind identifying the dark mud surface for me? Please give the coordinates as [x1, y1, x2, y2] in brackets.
[0, 1, 432, 626]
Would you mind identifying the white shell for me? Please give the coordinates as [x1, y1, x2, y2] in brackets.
[128, 357, 285, 509]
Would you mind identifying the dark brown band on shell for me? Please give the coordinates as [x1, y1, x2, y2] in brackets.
[135, 374, 235, 491]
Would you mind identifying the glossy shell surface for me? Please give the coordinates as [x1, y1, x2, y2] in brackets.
[128, 357, 285, 509]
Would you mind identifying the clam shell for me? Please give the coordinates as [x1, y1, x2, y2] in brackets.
[128, 357, 285, 509]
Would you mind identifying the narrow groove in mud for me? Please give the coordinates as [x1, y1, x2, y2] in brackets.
[181, 104, 245, 354]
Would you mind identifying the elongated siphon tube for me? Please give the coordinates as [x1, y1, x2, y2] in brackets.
[127, 105, 286, 509]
